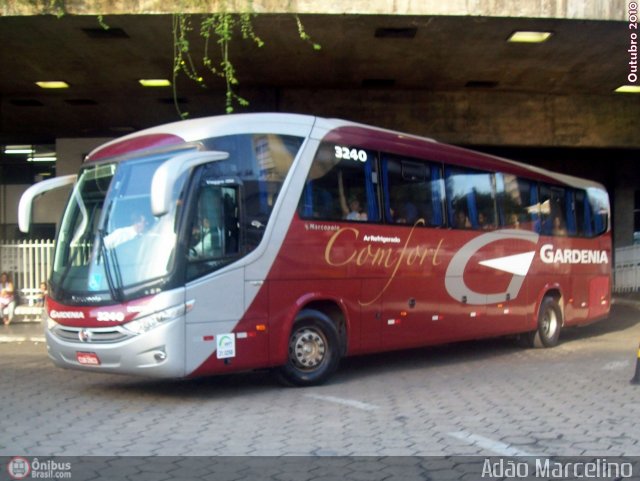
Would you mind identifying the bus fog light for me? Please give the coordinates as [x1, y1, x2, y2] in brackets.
[154, 350, 167, 362]
[124, 304, 185, 335]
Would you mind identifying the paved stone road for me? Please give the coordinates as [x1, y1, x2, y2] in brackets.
[1, 302, 639, 457]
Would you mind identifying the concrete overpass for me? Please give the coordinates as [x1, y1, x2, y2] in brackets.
[0, 0, 638, 247]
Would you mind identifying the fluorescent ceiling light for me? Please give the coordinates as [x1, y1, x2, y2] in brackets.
[36, 81, 70, 89]
[28, 155, 57, 162]
[614, 85, 640, 93]
[5, 145, 33, 154]
[507, 31, 552, 43]
[139, 79, 171, 87]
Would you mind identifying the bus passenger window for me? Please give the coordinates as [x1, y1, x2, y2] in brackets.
[497, 174, 537, 231]
[587, 187, 609, 236]
[445, 166, 496, 230]
[381, 155, 443, 227]
[298, 143, 379, 222]
[539, 185, 567, 236]
[339, 170, 368, 221]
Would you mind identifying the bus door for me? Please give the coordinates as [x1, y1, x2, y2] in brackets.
[377, 156, 452, 348]
[183, 175, 268, 372]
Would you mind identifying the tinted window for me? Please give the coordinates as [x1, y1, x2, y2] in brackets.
[496, 174, 538, 231]
[539, 185, 568, 236]
[587, 187, 609, 237]
[445, 167, 496, 230]
[299, 143, 379, 222]
[381, 155, 444, 226]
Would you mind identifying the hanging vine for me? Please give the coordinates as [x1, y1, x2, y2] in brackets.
[172, 8, 320, 117]
[24, 0, 321, 118]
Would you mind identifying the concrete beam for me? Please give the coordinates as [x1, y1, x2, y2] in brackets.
[2, 0, 629, 21]
[279, 89, 640, 148]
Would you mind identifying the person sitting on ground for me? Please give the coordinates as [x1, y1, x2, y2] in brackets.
[1, 272, 16, 326]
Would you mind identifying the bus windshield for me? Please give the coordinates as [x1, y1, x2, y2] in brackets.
[51, 151, 189, 302]
[51, 133, 305, 303]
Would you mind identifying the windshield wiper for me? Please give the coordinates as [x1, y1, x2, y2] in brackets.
[98, 229, 124, 303]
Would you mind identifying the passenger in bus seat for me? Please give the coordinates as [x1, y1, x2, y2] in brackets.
[344, 196, 368, 221]
[552, 216, 568, 236]
[453, 210, 471, 229]
[338, 170, 368, 221]
[477, 212, 492, 230]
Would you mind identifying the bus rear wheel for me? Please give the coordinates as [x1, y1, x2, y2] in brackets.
[521, 297, 562, 348]
[278, 310, 340, 387]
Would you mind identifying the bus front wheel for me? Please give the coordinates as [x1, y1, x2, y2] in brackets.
[521, 297, 562, 348]
[278, 310, 340, 387]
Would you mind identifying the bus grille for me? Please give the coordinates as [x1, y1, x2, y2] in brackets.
[51, 326, 133, 343]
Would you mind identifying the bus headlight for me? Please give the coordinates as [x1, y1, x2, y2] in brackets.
[124, 304, 185, 335]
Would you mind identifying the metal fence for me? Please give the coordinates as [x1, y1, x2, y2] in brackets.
[614, 244, 640, 293]
[0, 239, 55, 304]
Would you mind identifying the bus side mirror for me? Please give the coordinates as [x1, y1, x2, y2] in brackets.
[150, 150, 229, 217]
[18, 174, 78, 233]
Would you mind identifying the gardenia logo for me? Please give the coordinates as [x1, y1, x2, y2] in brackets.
[540, 244, 609, 265]
[49, 310, 85, 319]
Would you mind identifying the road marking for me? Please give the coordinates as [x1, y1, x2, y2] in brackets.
[602, 360, 630, 371]
[448, 430, 537, 457]
[304, 393, 379, 412]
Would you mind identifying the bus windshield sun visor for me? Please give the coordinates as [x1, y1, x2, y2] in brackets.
[151, 150, 229, 217]
[18, 174, 78, 233]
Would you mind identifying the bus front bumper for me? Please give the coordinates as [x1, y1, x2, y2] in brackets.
[45, 317, 186, 378]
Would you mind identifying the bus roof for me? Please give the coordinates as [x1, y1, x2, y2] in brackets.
[86, 112, 606, 192]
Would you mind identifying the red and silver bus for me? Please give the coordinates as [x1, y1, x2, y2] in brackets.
[19, 113, 611, 386]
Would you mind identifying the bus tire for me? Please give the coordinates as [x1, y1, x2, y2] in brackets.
[533, 296, 562, 348]
[278, 309, 340, 387]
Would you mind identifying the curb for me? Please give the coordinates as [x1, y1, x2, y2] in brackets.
[0, 335, 46, 343]
[612, 297, 640, 310]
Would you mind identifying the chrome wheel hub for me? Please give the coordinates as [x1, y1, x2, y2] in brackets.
[290, 328, 326, 369]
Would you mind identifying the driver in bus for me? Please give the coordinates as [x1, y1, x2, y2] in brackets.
[189, 217, 214, 258]
[104, 212, 148, 249]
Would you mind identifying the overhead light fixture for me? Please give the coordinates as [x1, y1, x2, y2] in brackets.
[5, 145, 33, 154]
[139, 79, 172, 87]
[28, 152, 57, 162]
[614, 85, 640, 93]
[36, 81, 70, 89]
[507, 31, 552, 43]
